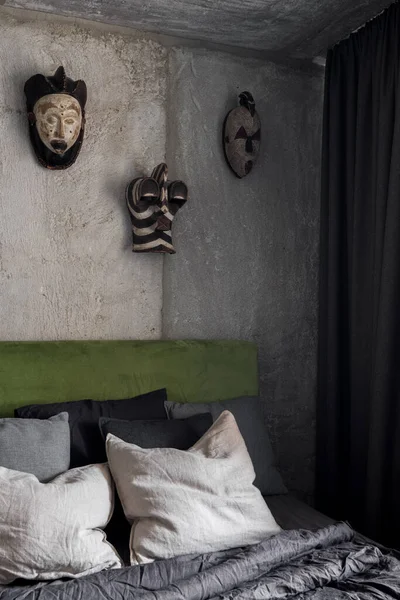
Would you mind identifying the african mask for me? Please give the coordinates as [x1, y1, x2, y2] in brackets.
[24, 66, 87, 169]
[126, 163, 188, 254]
[223, 91, 261, 178]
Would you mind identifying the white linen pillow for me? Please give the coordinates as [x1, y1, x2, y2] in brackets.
[0, 463, 122, 584]
[106, 410, 281, 564]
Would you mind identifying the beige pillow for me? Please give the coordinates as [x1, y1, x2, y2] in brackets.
[0, 463, 122, 584]
[106, 410, 281, 564]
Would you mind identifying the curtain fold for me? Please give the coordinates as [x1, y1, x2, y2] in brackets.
[317, 1, 400, 546]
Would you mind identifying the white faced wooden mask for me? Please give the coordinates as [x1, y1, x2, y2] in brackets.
[33, 94, 82, 155]
[24, 66, 87, 170]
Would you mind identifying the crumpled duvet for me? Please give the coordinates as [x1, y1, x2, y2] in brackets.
[1, 523, 400, 599]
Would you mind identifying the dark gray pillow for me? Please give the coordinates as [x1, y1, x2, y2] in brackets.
[0, 412, 70, 482]
[165, 397, 287, 495]
[99, 413, 213, 450]
[15, 389, 167, 468]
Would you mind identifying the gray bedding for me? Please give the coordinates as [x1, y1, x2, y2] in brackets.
[1, 520, 400, 599]
[267, 494, 335, 531]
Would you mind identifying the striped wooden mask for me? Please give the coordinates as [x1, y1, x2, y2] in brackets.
[126, 163, 188, 254]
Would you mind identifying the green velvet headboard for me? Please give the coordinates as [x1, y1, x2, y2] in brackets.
[0, 340, 258, 417]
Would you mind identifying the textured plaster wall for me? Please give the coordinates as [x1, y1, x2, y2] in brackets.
[0, 10, 166, 340]
[0, 8, 323, 499]
[4, 0, 390, 60]
[163, 48, 323, 500]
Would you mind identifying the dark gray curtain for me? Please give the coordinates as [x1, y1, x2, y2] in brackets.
[317, 2, 400, 547]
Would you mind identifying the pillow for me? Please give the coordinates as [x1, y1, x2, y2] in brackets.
[106, 410, 281, 564]
[0, 463, 122, 584]
[0, 412, 70, 482]
[15, 389, 167, 467]
[99, 413, 213, 449]
[165, 397, 287, 495]
[99, 412, 213, 565]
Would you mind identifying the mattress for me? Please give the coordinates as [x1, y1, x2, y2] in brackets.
[266, 494, 335, 531]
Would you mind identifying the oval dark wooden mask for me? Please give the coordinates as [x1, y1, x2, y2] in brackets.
[223, 91, 261, 178]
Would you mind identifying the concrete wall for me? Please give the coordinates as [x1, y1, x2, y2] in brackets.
[0, 9, 166, 340]
[0, 8, 323, 499]
[164, 48, 323, 500]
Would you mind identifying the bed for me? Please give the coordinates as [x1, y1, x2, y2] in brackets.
[0, 340, 399, 599]
[267, 493, 334, 530]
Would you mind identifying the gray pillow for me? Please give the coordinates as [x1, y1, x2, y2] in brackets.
[165, 397, 287, 495]
[99, 413, 213, 450]
[0, 412, 70, 482]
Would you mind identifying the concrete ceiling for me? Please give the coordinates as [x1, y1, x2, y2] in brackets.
[4, 0, 391, 60]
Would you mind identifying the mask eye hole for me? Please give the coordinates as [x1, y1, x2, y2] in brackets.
[234, 126, 247, 140]
[46, 116, 57, 126]
[64, 118, 75, 125]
